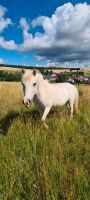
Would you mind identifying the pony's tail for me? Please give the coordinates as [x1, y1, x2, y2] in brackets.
[74, 90, 79, 114]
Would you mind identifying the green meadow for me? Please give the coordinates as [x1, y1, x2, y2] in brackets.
[0, 82, 90, 200]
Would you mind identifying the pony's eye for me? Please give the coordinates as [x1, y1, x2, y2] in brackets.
[33, 82, 36, 86]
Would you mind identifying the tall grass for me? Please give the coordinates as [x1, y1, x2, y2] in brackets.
[0, 82, 90, 200]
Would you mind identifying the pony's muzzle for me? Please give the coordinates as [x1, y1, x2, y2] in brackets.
[22, 98, 31, 107]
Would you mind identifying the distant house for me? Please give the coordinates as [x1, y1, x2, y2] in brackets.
[67, 78, 75, 84]
[70, 68, 80, 73]
[73, 75, 90, 84]
[43, 68, 90, 84]
[83, 76, 90, 83]
[45, 73, 58, 82]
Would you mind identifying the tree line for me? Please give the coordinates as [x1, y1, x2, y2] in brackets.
[0, 71, 21, 82]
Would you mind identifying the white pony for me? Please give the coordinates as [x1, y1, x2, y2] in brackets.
[21, 69, 78, 127]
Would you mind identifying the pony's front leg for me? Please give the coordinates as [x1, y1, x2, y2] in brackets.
[38, 106, 44, 117]
[41, 106, 51, 128]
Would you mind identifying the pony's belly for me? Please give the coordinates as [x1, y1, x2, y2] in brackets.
[53, 97, 68, 106]
[52, 88, 69, 106]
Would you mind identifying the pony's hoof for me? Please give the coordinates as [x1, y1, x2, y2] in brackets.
[70, 115, 73, 120]
[43, 122, 48, 129]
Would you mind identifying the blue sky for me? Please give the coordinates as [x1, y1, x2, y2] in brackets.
[0, 0, 90, 67]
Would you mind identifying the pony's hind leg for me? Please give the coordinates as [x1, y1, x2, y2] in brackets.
[66, 100, 70, 109]
[70, 101, 74, 119]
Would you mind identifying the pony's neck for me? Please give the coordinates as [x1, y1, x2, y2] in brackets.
[36, 73, 49, 85]
[36, 73, 50, 98]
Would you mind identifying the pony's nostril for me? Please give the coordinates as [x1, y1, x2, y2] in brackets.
[22, 99, 24, 104]
[22, 98, 31, 107]
[28, 99, 31, 103]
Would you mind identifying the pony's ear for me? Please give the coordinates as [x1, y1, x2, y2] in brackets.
[22, 69, 25, 74]
[33, 69, 36, 76]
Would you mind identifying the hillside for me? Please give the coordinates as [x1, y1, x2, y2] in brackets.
[0, 66, 20, 73]
[0, 82, 90, 200]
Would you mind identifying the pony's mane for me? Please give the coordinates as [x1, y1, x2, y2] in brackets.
[22, 70, 49, 83]
[36, 72, 49, 83]
[36, 72, 43, 79]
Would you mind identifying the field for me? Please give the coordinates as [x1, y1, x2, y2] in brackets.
[0, 82, 90, 200]
[0, 66, 90, 74]
[0, 67, 20, 73]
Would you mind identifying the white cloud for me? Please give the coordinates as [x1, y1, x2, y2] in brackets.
[0, 57, 5, 64]
[19, 17, 30, 31]
[0, 3, 90, 67]
[0, 36, 17, 50]
[0, 5, 12, 32]
[17, 3, 90, 67]
[32, 16, 46, 27]
[0, 5, 17, 50]
[46, 60, 90, 68]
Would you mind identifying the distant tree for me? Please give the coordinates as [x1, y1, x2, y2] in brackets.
[56, 73, 70, 83]
[0, 71, 21, 82]
[49, 70, 53, 75]
[39, 68, 44, 74]
[79, 71, 84, 75]
[45, 69, 49, 75]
